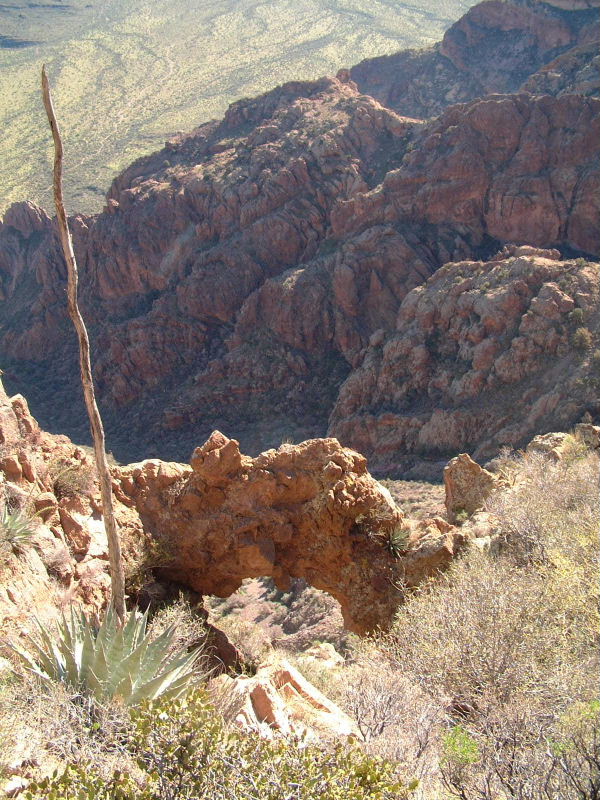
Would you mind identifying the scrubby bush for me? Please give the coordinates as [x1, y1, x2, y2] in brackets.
[147, 593, 209, 658]
[572, 326, 593, 351]
[7, 446, 599, 799]
[590, 349, 600, 390]
[0, 670, 136, 790]
[25, 690, 416, 800]
[568, 307, 585, 327]
[121, 528, 174, 599]
[48, 457, 96, 500]
[373, 447, 599, 799]
[209, 613, 272, 670]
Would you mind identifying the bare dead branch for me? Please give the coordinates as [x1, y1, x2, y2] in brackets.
[41, 65, 126, 623]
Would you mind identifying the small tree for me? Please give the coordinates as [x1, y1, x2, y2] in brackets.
[41, 66, 126, 622]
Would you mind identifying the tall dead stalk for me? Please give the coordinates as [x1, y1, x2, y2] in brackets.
[41, 65, 126, 622]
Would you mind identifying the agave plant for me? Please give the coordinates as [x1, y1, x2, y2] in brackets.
[12, 605, 201, 706]
[0, 507, 36, 552]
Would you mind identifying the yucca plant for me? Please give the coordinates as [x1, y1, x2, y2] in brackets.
[11, 606, 202, 706]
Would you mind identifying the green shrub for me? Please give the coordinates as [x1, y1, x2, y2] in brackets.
[353, 510, 408, 558]
[25, 767, 140, 800]
[453, 508, 469, 525]
[568, 307, 585, 327]
[441, 722, 481, 793]
[12, 606, 202, 706]
[571, 326, 593, 352]
[49, 458, 96, 500]
[442, 725, 480, 767]
[26, 690, 416, 799]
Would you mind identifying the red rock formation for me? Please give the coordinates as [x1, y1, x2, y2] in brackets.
[112, 430, 464, 634]
[330, 247, 600, 475]
[349, 0, 599, 119]
[0, 382, 463, 636]
[0, 378, 113, 635]
[212, 656, 360, 741]
[521, 40, 600, 97]
[0, 4, 598, 471]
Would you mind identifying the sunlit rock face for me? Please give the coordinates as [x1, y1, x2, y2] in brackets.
[113, 431, 464, 634]
[330, 247, 600, 475]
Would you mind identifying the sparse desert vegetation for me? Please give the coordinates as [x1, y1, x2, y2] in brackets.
[0, 438, 597, 798]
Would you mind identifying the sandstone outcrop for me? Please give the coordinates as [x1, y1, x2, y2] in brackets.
[0, 382, 464, 638]
[521, 40, 600, 97]
[0, 379, 112, 637]
[526, 422, 600, 458]
[211, 657, 359, 741]
[330, 248, 600, 475]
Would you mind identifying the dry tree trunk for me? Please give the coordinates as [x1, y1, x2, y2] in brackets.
[41, 65, 126, 623]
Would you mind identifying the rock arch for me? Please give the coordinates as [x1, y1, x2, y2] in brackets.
[114, 431, 463, 633]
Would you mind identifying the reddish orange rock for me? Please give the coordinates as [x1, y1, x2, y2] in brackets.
[114, 433, 465, 634]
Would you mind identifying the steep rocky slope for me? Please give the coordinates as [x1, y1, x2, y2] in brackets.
[349, 0, 599, 118]
[0, 1, 598, 475]
[330, 246, 600, 475]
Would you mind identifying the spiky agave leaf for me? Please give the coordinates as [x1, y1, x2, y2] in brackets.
[1, 507, 36, 550]
[11, 607, 201, 705]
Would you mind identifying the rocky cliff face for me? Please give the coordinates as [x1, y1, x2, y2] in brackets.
[0, 1, 598, 474]
[330, 246, 600, 475]
[349, 0, 599, 119]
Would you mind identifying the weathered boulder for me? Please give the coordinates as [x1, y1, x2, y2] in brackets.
[444, 454, 500, 523]
[525, 424, 600, 460]
[211, 657, 360, 741]
[526, 431, 572, 460]
[574, 422, 600, 449]
[113, 432, 464, 634]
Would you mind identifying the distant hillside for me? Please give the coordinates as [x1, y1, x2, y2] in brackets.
[0, 0, 474, 214]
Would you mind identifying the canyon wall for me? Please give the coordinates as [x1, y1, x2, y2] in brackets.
[0, 0, 598, 475]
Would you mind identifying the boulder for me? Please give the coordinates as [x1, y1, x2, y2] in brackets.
[526, 431, 571, 460]
[444, 453, 500, 523]
[211, 657, 360, 742]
